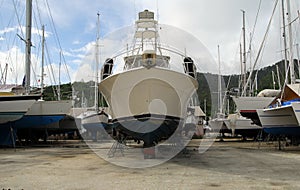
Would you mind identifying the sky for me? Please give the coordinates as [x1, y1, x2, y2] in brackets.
[0, 0, 299, 86]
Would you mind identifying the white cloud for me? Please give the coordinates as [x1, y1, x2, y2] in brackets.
[132, 0, 299, 74]
[0, 27, 17, 35]
[1, 0, 299, 84]
[0, 46, 40, 85]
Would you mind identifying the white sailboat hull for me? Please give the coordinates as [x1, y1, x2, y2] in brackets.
[0, 99, 36, 124]
[26, 100, 72, 116]
[81, 110, 108, 128]
[225, 114, 261, 130]
[208, 119, 224, 131]
[225, 114, 261, 137]
[232, 96, 275, 126]
[232, 96, 275, 112]
[14, 100, 72, 129]
[80, 110, 111, 140]
[257, 102, 300, 135]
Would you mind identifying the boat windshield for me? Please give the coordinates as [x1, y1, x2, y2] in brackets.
[124, 53, 170, 70]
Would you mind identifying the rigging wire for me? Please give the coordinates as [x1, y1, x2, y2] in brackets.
[44, 0, 71, 83]
[30, 1, 43, 88]
[34, 0, 59, 95]
[242, 0, 279, 96]
[8, 0, 26, 84]
[30, 0, 71, 100]
[246, 0, 262, 73]
[12, 0, 25, 38]
[251, 0, 262, 41]
[45, 43, 58, 99]
[34, 0, 56, 87]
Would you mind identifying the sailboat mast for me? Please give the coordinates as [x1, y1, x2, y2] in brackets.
[41, 25, 45, 99]
[241, 10, 247, 92]
[272, 71, 276, 89]
[255, 71, 258, 93]
[204, 98, 207, 121]
[297, 44, 300, 79]
[286, 0, 295, 84]
[25, 0, 32, 94]
[217, 45, 222, 114]
[281, 0, 288, 80]
[239, 43, 243, 94]
[276, 65, 282, 89]
[57, 51, 61, 101]
[94, 13, 100, 111]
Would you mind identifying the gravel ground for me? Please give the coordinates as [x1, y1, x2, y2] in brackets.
[1, 139, 300, 190]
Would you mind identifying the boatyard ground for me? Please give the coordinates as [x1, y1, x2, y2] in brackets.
[1, 139, 300, 190]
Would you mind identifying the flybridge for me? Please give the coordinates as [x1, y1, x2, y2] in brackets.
[138, 9, 154, 19]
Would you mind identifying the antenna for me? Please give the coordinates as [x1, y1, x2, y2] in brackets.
[156, 0, 159, 21]
[134, 0, 137, 21]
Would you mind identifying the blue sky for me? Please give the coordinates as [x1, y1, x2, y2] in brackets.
[0, 0, 299, 86]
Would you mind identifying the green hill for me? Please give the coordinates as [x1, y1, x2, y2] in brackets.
[43, 59, 299, 117]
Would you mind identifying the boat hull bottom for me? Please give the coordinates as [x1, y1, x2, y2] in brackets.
[82, 122, 113, 141]
[240, 111, 261, 126]
[112, 115, 185, 148]
[234, 129, 262, 138]
[263, 126, 300, 136]
[15, 115, 66, 129]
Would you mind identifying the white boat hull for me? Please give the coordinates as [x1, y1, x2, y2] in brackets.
[257, 102, 300, 135]
[99, 67, 198, 120]
[232, 96, 275, 111]
[26, 100, 72, 116]
[208, 118, 228, 132]
[80, 110, 110, 140]
[81, 110, 109, 129]
[14, 100, 72, 129]
[232, 96, 275, 126]
[0, 99, 36, 124]
[99, 67, 198, 146]
[225, 114, 261, 137]
[226, 114, 261, 130]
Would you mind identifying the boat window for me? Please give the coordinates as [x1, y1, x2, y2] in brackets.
[124, 54, 170, 70]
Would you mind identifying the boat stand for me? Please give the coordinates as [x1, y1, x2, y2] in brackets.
[9, 123, 17, 151]
[277, 135, 288, 150]
[255, 130, 289, 150]
[255, 129, 264, 149]
[107, 134, 127, 157]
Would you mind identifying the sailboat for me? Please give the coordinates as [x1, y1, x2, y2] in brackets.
[257, 84, 300, 135]
[79, 13, 110, 141]
[256, 0, 300, 136]
[0, 92, 40, 146]
[11, 1, 71, 139]
[224, 113, 261, 138]
[0, 0, 74, 145]
[98, 10, 198, 147]
[231, 9, 280, 126]
[208, 46, 229, 133]
[232, 91, 279, 126]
